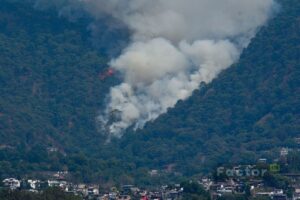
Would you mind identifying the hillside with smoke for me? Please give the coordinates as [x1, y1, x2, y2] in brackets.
[35, 0, 276, 138]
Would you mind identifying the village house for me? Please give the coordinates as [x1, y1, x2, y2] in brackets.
[53, 171, 69, 180]
[28, 179, 38, 189]
[199, 178, 213, 191]
[149, 170, 159, 176]
[293, 186, 300, 200]
[76, 184, 88, 197]
[48, 180, 67, 189]
[87, 185, 100, 196]
[2, 178, 20, 190]
[258, 158, 268, 164]
[280, 148, 289, 157]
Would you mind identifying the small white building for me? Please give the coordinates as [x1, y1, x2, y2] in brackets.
[258, 158, 267, 164]
[280, 148, 289, 157]
[293, 187, 300, 200]
[88, 186, 99, 196]
[149, 170, 159, 176]
[3, 178, 20, 190]
[48, 180, 67, 189]
[27, 179, 40, 189]
[48, 180, 60, 187]
[76, 184, 88, 196]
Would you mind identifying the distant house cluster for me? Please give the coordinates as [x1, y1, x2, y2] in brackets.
[198, 145, 300, 200]
[2, 172, 300, 200]
[1, 171, 100, 199]
[1, 143, 300, 200]
[200, 176, 300, 200]
[1, 177, 184, 200]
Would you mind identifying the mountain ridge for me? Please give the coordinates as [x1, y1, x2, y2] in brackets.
[0, 0, 299, 185]
[112, 0, 300, 177]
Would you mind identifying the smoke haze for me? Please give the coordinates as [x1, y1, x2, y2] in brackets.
[35, 0, 276, 138]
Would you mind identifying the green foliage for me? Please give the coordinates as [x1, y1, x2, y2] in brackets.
[263, 173, 290, 189]
[181, 181, 210, 200]
[0, 0, 299, 186]
[110, 0, 300, 179]
[250, 197, 271, 200]
[0, 188, 82, 200]
[217, 194, 248, 200]
[286, 151, 300, 172]
[0, 0, 117, 181]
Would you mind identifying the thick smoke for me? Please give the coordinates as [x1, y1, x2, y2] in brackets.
[96, 0, 276, 138]
[35, 0, 276, 138]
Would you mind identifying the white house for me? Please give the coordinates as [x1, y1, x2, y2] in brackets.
[3, 178, 20, 190]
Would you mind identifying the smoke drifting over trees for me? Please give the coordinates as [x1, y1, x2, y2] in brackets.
[34, 0, 277, 138]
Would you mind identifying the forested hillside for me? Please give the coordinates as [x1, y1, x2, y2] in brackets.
[112, 0, 300, 177]
[0, 0, 299, 186]
[0, 0, 119, 180]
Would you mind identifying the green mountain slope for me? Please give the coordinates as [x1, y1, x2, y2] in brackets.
[0, 0, 119, 179]
[113, 0, 300, 176]
[0, 0, 299, 185]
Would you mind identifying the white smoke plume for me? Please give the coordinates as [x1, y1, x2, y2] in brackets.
[95, 0, 276, 138]
[35, 0, 276, 138]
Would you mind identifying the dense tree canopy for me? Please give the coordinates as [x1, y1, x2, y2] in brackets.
[111, 0, 300, 179]
[0, 0, 299, 185]
[0, 188, 81, 200]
